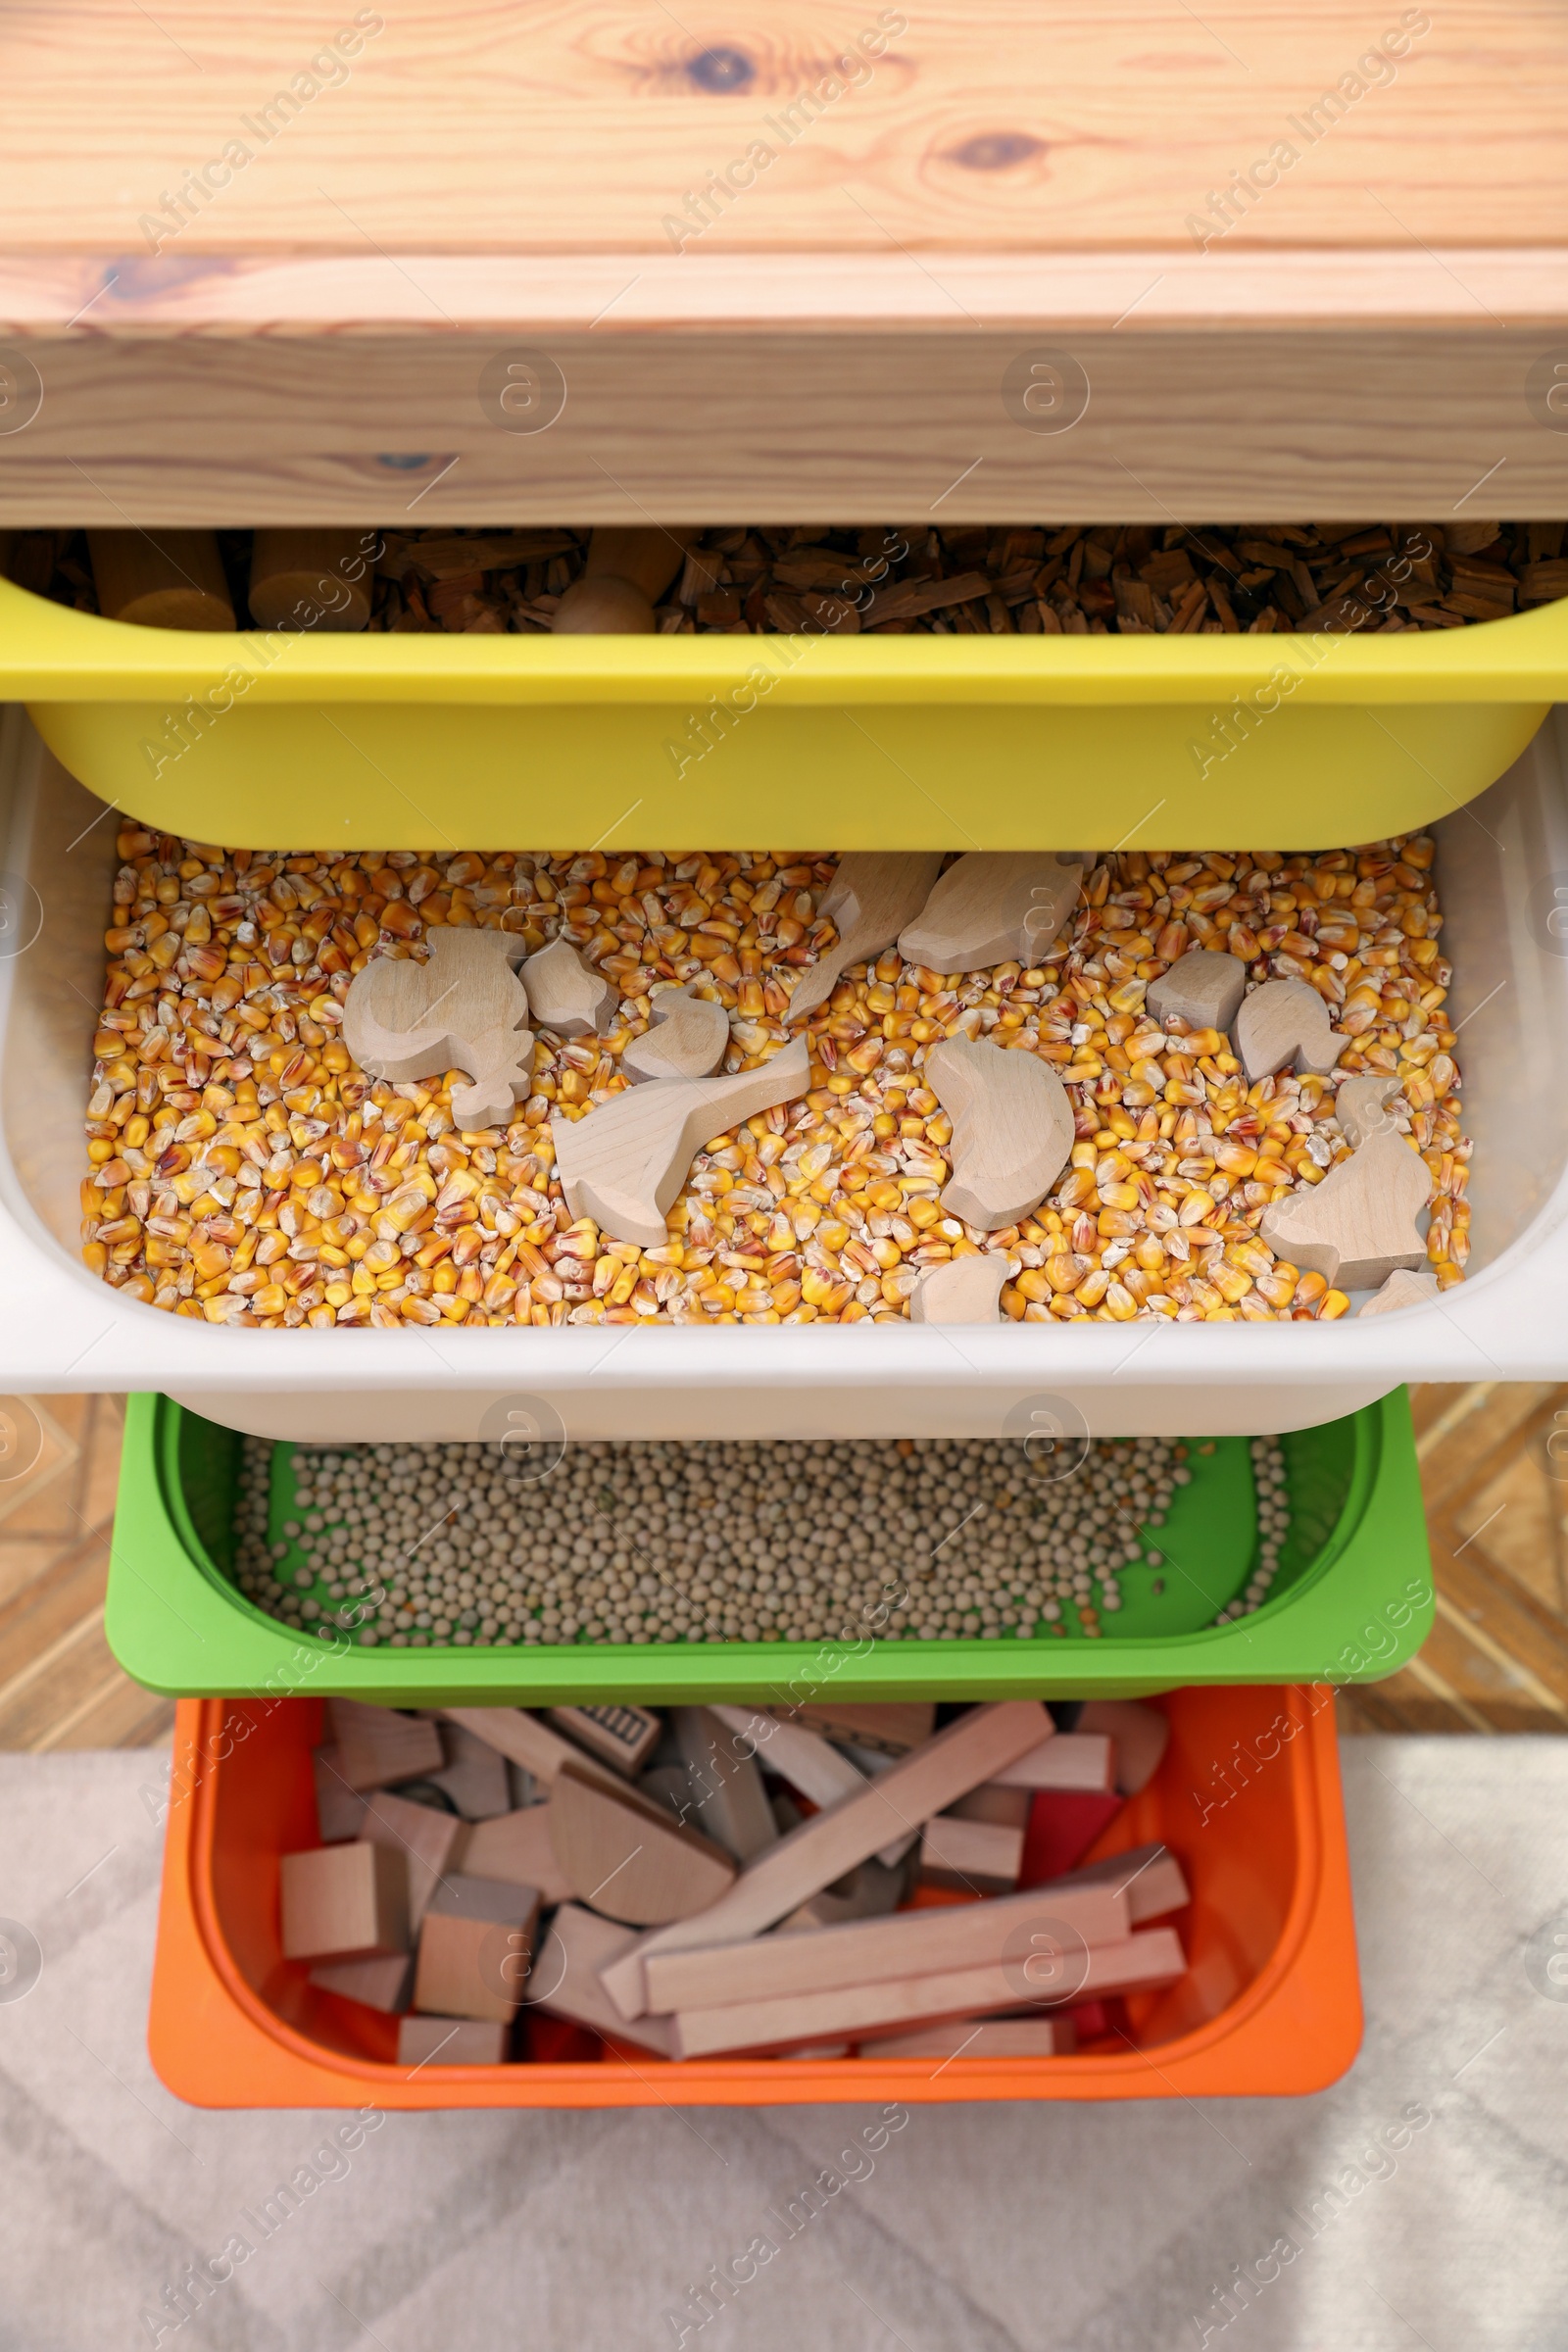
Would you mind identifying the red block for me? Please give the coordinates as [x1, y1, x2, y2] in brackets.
[1018, 1788, 1125, 1886]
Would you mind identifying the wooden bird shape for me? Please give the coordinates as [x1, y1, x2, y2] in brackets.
[343, 928, 533, 1131]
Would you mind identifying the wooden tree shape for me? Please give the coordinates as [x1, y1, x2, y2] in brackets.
[898, 852, 1081, 972]
[343, 928, 534, 1131]
[925, 1036, 1074, 1231]
[552, 1036, 809, 1247]
[784, 853, 944, 1024]
[621, 982, 729, 1083]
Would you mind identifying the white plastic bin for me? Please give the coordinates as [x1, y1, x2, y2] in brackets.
[2, 704, 1565, 1441]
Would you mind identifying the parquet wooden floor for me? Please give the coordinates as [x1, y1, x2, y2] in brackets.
[0, 1388, 1564, 1747]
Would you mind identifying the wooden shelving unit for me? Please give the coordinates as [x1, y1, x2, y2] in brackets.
[1, 0, 1566, 521]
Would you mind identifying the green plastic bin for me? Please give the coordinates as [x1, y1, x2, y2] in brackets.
[105, 1392, 1432, 1705]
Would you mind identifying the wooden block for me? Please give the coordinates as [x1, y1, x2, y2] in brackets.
[549, 1760, 737, 1927]
[358, 1790, 465, 1928]
[552, 1035, 808, 1249]
[519, 935, 617, 1039]
[531, 1904, 674, 2056]
[989, 1732, 1115, 1793]
[1335, 1071, 1403, 1148]
[602, 1700, 1054, 2019]
[621, 981, 728, 1083]
[551, 525, 689, 632]
[1234, 978, 1347, 1084]
[546, 1702, 662, 1776]
[909, 1253, 1007, 1324]
[667, 1928, 1186, 2059]
[322, 1700, 444, 1792]
[396, 2014, 509, 2067]
[425, 1723, 512, 1820]
[925, 1035, 1074, 1231]
[439, 1707, 624, 1794]
[897, 852, 1082, 972]
[669, 1707, 778, 1861]
[1147, 947, 1248, 1035]
[248, 527, 372, 630]
[1260, 1124, 1433, 1291]
[777, 1857, 908, 1933]
[946, 1785, 1031, 1830]
[414, 1876, 541, 2024]
[309, 1952, 415, 2013]
[794, 1702, 935, 1757]
[867, 2016, 1076, 2059]
[86, 528, 234, 630]
[312, 1744, 369, 1841]
[342, 927, 534, 1130]
[918, 1814, 1024, 1891]
[1358, 1266, 1441, 1317]
[710, 1704, 908, 1869]
[1053, 1840, 1191, 1925]
[645, 1873, 1128, 2016]
[280, 1841, 409, 1963]
[459, 1803, 572, 1904]
[783, 853, 944, 1025]
[1076, 1700, 1169, 1795]
[1017, 1789, 1125, 1886]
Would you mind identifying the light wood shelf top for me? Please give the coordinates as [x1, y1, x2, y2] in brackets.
[2, 1, 1567, 519]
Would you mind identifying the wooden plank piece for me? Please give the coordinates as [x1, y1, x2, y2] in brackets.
[342, 928, 534, 1131]
[424, 1723, 512, 1820]
[867, 2015, 1077, 2058]
[897, 852, 1082, 972]
[918, 1814, 1024, 1890]
[925, 1035, 1074, 1231]
[710, 1703, 916, 1868]
[1076, 1700, 1169, 1794]
[324, 1700, 444, 1792]
[312, 1744, 368, 1841]
[1261, 1125, 1433, 1291]
[602, 1699, 1054, 2018]
[357, 1790, 466, 1929]
[531, 1903, 674, 2057]
[669, 1705, 779, 1861]
[1052, 1840, 1191, 1924]
[549, 1759, 738, 1926]
[645, 1874, 1129, 2015]
[667, 1927, 1186, 2058]
[551, 1035, 809, 1248]
[784, 854, 944, 1025]
[990, 1732, 1115, 1793]
[439, 1707, 624, 1794]
[547, 1702, 662, 1776]
[396, 2015, 509, 2067]
[794, 1702, 935, 1756]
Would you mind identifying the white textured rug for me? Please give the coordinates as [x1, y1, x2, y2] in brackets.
[1, 1740, 1566, 2352]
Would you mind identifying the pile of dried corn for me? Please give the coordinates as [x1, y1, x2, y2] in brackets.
[82, 830, 1468, 1328]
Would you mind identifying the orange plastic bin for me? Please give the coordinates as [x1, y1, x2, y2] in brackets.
[149, 1684, 1360, 2108]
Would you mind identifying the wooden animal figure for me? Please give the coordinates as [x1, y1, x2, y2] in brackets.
[1148, 948, 1248, 1035]
[1234, 979, 1346, 1083]
[1260, 1125, 1432, 1291]
[924, 1036, 1074, 1231]
[1356, 1267, 1440, 1316]
[897, 853, 1082, 973]
[551, 526, 692, 632]
[621, 982, 729, 1083]
[552, 1036, 809, 1248]
[784, 853, 944, 1024]
[520, 936, 618, 1038]
[343, 928, 534, 1131]
[908, 1253, 1008, 1323]
[1334, 1072, 1402, 1147]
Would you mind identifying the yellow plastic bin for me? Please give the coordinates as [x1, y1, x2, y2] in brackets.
[3, 573, 1565, 851]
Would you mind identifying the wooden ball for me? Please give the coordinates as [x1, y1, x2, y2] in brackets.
[551, 574, 657, 633]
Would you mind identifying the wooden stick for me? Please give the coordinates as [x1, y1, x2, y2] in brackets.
[989, 1732, 1115, 1792]
[643, 1874, 1129, 2015]
[669, 1706, 779, 1861]
[531, 1903, 675, 2056]
[552, 1035, 808, 1249]
[87, 528, 235, 630]
[868, 2016, 1076, 2058]
[1076, 1700, 1169, 1794]
[1051, 1840, 1191, 1924]
[667, 1927, 1186, 2058]
[925, 1035, 1074, 1231]
[325, 1698, 443, 1792]
[783, 854, 945, 1025]
[440, 1706, 625, 1794]
[601, 1700, 1053, 2019]
[358, 1789, 466, 1928]
[917, 1813, 1024, 1890]
[248, 527, 373, 630]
